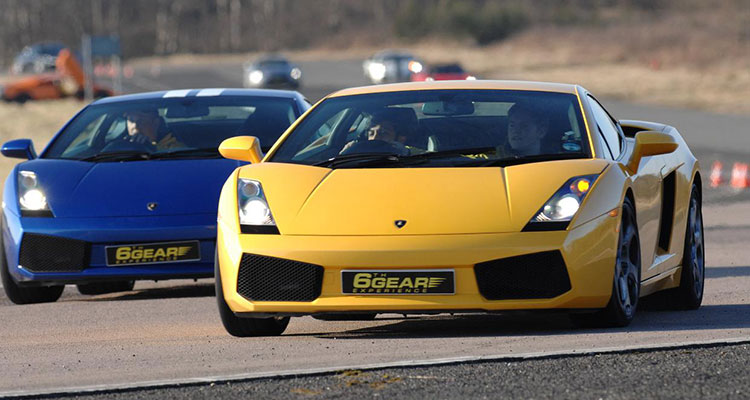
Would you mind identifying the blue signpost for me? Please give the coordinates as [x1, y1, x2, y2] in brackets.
[81, 35, 122, 100]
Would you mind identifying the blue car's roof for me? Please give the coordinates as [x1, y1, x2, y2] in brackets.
[93, 88, 306, 105]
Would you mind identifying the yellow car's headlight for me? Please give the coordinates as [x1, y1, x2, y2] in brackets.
[524, 174, 599, 231]
[238, 178, 278, 234]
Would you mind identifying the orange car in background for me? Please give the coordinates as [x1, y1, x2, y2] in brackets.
[1, 49, 112, 103]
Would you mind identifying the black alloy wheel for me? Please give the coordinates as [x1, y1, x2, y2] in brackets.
[0, 225, 64, 304]
[673, 184, 705, 309]
[571, 196, 641, 328]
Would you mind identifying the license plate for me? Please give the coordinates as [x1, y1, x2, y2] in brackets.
[105, 241, 200, 266]
[341, 270, 455, 295]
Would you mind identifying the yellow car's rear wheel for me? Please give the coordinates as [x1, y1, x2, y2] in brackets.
[672, 184, 705, 309]
[215, 251, 289, 337]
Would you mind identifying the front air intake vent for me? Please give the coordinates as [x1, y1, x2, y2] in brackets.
[474, 251, 571, 300]
[237, 254, 323, 302]
[19, 233, 88, 272]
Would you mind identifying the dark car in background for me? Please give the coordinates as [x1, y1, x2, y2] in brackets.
[411, 63, 476, 81]
[11, 42, 66, 74]
[243, 55, 302, 89]
[362, 50, 424, 84]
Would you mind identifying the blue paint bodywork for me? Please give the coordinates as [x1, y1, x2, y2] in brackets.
[2, 89, 309, 286]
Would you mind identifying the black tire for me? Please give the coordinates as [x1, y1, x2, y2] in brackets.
[215, 252, 289, 337]
[571, 196, 641, 328]
[313, 313, 377, 321]
[1, 232, 64, 304]
[671, 184, 705, 310]
[15, 93, 30, 104]
[76, 281, 135, 295]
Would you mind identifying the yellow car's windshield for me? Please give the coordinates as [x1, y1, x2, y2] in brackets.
[270, 89, 590, 168]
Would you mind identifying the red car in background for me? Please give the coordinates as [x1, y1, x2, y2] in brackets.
[411, 63, 476, 81]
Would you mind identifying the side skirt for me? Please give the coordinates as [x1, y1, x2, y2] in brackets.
[640, 265, 681, 297]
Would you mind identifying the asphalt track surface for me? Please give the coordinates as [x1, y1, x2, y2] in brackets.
[1, 58, 749, 398]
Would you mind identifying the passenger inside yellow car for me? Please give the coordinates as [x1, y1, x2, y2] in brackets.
[496, 103, 550, 158]
[123, 109, 185, 151]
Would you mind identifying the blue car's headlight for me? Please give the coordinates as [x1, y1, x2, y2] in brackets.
[523, 174, 599, 231]
[238, 178, 278, 234]
[18, 171, 52, 217]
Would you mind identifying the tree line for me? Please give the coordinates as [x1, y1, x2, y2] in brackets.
[0, 0, 688, 67]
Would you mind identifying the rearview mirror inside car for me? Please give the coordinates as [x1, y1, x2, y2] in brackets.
[219, 136, 263, 163]
[626, 131, 678, 172]
[421, 100, 474, 116]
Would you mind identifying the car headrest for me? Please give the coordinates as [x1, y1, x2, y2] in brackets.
[373, 107, 418, 135]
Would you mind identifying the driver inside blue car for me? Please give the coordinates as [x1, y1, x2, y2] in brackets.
[123, 109, 185, 151]
[340, 113, 409, 155]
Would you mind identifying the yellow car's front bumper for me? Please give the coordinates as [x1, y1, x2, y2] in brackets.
[217, 212, 620, 315]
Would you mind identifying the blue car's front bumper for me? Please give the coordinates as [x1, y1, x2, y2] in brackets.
[3, 210, 216, 286]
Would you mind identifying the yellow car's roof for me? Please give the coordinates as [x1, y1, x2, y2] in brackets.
[328, 80, 581, 98]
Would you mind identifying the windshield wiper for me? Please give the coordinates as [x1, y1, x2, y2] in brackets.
[479, 153, 586, 167]
[78, 151, 151, 162]
[312, 153, 407, 168]
[149, 148, 222, 159]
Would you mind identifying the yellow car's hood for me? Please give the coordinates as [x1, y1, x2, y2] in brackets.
[238, 159, 608, 235]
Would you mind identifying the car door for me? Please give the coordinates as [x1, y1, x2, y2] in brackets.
[587, 96, 666, 280]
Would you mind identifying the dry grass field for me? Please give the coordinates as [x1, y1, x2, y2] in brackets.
[0, 99, 83, 179]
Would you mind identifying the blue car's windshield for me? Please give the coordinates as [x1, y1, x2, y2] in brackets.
[269, 89, 590, 168]
[43, 96, 298, 161]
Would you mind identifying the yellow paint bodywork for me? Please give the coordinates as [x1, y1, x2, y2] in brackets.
[216, 81, 701, 316]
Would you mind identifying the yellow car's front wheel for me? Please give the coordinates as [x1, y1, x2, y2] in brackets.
[215, 252, 290, 337]
[571, 196, 641, 327]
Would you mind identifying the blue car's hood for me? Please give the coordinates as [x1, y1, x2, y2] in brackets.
[20, 159, 240, 218]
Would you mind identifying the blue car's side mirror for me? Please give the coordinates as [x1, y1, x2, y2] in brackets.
[1, 139, 37, 160]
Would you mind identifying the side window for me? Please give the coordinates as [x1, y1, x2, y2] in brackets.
[587, 96, 621, 159]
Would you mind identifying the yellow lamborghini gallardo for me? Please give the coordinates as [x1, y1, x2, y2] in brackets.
[215, 81, 703, 336]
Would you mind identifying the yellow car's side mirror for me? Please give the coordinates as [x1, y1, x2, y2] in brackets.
[626, 131, 678, 173]
[219, 136, 263, 163]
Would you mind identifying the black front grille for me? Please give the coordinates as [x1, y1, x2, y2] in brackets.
[474, 251, 571, 300]
[237, 254, 323, 302]
[19, 233, 89, 272]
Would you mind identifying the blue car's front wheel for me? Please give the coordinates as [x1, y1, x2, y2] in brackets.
[1, 232, 64, 304]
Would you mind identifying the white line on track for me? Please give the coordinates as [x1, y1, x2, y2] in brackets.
[2, 336, 748, 398]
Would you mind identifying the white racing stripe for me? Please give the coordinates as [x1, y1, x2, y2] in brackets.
[1, 336, 748, 398]
[162, 89, 192, 98]
[196, 88, 225, 97]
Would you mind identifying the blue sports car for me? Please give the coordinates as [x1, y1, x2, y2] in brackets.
[1, 88, 310, 304]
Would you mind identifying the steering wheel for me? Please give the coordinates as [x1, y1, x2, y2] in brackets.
[100, 137, 154, 153]
[341, 140, 406, 155]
